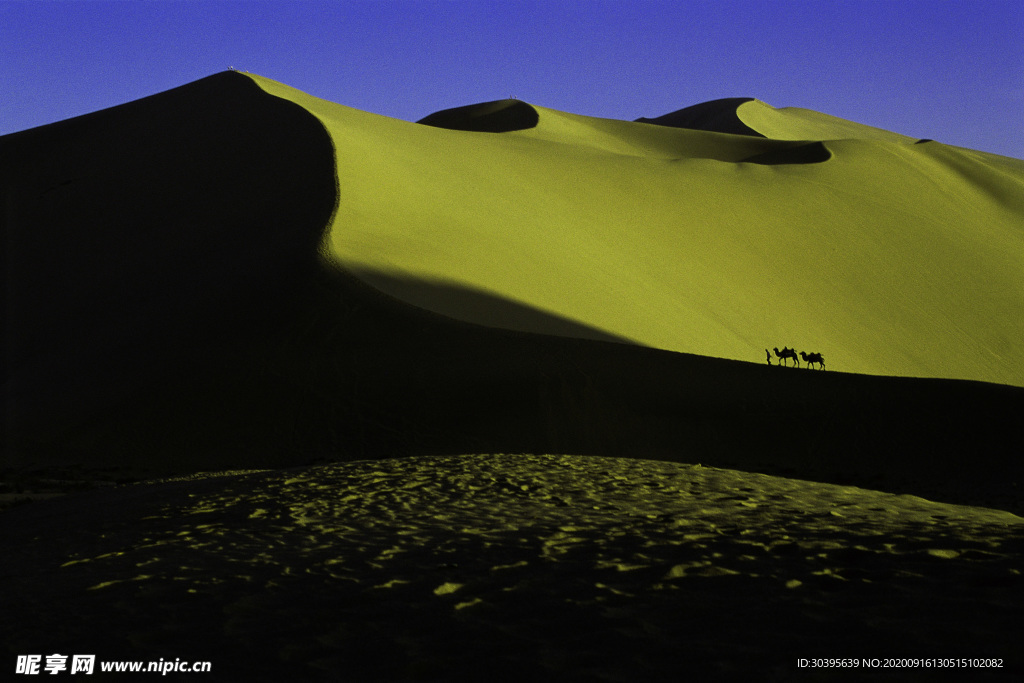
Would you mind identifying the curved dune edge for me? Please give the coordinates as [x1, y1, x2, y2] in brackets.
[2, 454, 1021, 679]
[417, 99, 540, 132]
[1, 71, 338, 436]
[246, 74, 1024, 387]
[345, 266, 639, 345]
[636, 97, 764, 137]
[736, 99, 916, 142]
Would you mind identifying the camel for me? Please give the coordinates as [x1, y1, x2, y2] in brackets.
[800, 351, 825, 370]
[773, 347, 799, 367]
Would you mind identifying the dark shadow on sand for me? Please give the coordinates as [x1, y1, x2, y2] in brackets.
[742, 141, 832, 165]
[296, 267, 1024, 514]
[347, 268, 636, 345]
[2, 71, 337, 447]
[17, 258, 1019, 515]
[417, 100, 539, 133]
[636, 98, 765, 137]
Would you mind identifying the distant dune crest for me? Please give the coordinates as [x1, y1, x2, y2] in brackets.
[636, 97, 917, 143]
[735, 99, 916, 142]
[417, 99, 540, 133]
[635, 97, 764, 137]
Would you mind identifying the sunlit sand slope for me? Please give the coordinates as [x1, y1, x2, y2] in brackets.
[736, 99, 916, 142]
[250, 75, 1024, 387]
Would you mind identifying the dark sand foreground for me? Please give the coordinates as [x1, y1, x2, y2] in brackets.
[2, 455, 1020, 681]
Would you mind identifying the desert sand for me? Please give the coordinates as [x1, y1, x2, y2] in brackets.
[2, 71, 1023, 680]
[2, 456, 1021, 681]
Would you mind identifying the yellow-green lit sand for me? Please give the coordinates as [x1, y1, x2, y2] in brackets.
[252, 74, 1024, 387]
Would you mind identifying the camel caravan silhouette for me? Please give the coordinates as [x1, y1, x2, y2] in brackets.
[766, 347, 826, 370]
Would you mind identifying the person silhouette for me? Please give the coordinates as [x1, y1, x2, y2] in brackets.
[765, 349, 772, 365]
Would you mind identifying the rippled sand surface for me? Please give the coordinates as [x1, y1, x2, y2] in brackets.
[2, 454, 1021, 680]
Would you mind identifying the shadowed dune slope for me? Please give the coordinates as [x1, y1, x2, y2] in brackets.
[635, 97, 764, 137]
[1, 72, 337, 444]
[250, 74, 1024, 387]
[742, 141, 832, 165]
[417, 99, 540, 132]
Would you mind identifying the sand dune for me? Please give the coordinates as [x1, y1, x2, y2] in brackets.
[249, 73, 1024, 387]
[635, 97, 764, 136]
[418, 99, 540, 133]
[637, 96, 915, 142]
[3, 69, 1022, 488]
[2, 72, 336, 448]
[736, 99, 917, 142]
[8, 71, 1018, 392]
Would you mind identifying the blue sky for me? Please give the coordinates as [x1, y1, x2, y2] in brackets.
[2, 0, 1022, 159]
